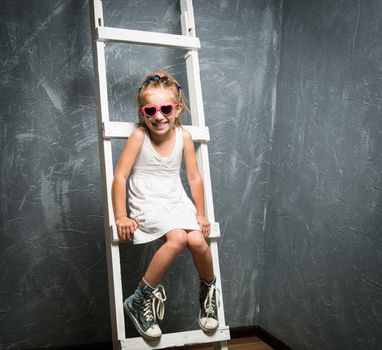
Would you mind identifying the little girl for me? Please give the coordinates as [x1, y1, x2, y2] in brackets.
[112, 71, 219, 340]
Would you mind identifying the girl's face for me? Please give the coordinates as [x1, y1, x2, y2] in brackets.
[140, 87, 182, 136]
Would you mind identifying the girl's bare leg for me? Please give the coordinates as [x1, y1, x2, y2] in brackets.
[187, 230, 214, 282]
[142, 229, 188, 287]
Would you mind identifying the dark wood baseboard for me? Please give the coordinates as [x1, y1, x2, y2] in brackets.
[28, 325, 292, 350]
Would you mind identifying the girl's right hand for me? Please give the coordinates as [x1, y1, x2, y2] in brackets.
[116, 216, 139, 242]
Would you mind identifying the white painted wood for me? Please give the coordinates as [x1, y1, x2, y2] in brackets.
[180, 3, 229, 349]
[103, 121, 138, 139]
[97, 26, 200, 50]
[120, 327, 230, 350]
[210, 240, 228, 337]
[91, 0, 104, 28]
[110, 221, 220, 244]
[90, 1, 229, 349]
[102, 121, 210, 142]
[90, 1, 126, 348]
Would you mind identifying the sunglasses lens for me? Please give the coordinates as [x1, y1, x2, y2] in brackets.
[160, 105, 173, 115]
[143, 106, 156, 117]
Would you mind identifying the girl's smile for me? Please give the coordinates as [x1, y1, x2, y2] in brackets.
[150, 118, 169, 130]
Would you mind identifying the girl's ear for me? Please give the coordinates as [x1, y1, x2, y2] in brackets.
[175, 103, 182, 117]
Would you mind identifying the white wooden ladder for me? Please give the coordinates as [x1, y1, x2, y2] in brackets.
[89, 1, 230, 349]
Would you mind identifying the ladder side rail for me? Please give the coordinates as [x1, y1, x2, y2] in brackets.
[180, 0, 229, 339]
[90, 0, 126, 347]
[180, 1, 214, 219]
[90, 1, 229, 348]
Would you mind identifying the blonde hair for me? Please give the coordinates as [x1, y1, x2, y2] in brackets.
[137, 71, 189, 127]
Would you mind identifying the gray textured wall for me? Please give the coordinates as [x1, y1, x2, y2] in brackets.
[260, 0, 382, 349]
[4, 1, 380, 349]
[0, 0, 281, 348]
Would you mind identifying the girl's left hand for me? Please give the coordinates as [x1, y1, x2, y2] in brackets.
[197, 214, 211, 238]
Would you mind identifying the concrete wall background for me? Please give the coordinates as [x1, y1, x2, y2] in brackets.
[2, 1, 381, 349]
[0, 0, 281, 348]
[259, 1, 382, 349]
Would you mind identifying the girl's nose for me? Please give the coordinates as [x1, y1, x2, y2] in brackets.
[154, 110, 165, 119]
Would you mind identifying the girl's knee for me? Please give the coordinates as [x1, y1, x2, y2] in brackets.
[165, 229, 188, 253]
[187, 231, 208, 253]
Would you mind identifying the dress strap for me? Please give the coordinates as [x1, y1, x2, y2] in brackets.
[176, 127, 184, 151]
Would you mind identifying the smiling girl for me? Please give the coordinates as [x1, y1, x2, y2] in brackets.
[111, 71, 219, 340]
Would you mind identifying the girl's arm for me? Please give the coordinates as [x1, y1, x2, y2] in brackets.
[183, 129, 211, 237]
[112, 128, 145, 241]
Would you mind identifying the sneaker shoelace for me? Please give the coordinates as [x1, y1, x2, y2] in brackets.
[143, 284, 166, 323]
[203, 284, 220, 320]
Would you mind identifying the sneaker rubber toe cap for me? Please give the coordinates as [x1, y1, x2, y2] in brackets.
[145, 324, 162, 339]
[199, 317, 219, 332]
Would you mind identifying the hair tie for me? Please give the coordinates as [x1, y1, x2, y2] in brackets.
[139, 74, 182, 91]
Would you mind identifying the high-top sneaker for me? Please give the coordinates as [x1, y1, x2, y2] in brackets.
[198, 276, 220, 331]
[124, 281, 166, 340]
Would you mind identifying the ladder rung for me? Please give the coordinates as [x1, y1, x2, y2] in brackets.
[97, 26, 200, 50]
[119, 327, 230, 350]
[110, 222, 221, 244]
[103, 121, 210, 142]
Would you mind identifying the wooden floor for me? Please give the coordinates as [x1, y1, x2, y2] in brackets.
[228, 337, 273, 350]
[170, 337, 274, 350]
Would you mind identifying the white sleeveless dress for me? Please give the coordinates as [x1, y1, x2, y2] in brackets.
[128, 127, 201, 244]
